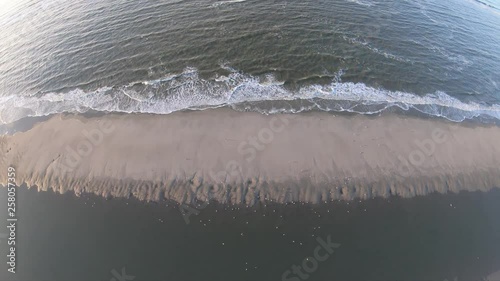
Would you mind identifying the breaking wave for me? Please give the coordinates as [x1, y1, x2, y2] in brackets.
[0, 66, 499, 125]
[212, 0, 247, 7]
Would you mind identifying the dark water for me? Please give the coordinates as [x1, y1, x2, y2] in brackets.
[0, 186, 500, 281]
[0, 0, 500, 124]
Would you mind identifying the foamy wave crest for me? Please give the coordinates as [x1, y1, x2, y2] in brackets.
[211, 0, 246, 7]
[345, 0, 375, 7]
[0, 66, 499, 125]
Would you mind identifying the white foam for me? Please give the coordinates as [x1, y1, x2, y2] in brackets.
[0, 67, 499, 125]
[345, 0, 375, 7]
[342, 35, 413, 63]
[211, 0, 247, 8]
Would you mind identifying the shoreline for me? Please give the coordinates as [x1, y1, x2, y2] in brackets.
[1, 109, 499, 204]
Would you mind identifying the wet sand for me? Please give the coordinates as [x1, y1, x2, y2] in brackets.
[0, 109, 499, 204]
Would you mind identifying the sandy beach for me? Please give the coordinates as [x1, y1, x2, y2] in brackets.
[1, 109, 499, 205]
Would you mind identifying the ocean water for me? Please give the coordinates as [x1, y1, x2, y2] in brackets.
[0, 0, 500, 124]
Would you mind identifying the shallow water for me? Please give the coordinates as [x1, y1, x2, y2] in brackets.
[0, 186, 500, 281]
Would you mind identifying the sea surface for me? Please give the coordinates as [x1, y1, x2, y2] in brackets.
[0, 0, 500, 124]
